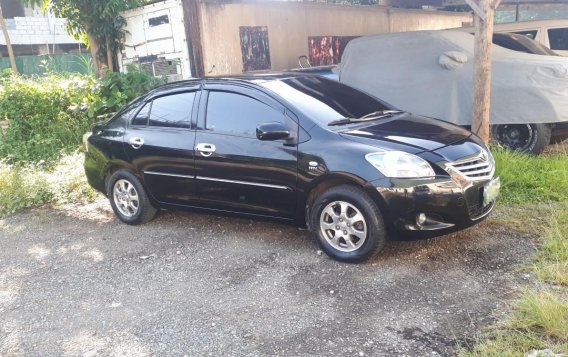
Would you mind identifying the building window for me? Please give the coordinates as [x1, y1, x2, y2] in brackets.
[148, 14, 169, 27]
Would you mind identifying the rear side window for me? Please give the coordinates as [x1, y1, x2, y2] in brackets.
[131, 92, 195, 128]
[513, 30, 538, 40]
[205, 91, 283, 137]
[548, 28, 568, 51]
[149, 92, 195, 128]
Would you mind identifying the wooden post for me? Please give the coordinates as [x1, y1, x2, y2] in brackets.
[0, 4, 18, 73]
[182, 0, 205, 78]
[465, 0, 501, 144]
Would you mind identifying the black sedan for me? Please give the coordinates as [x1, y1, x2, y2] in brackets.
[83, 74, 500, 263]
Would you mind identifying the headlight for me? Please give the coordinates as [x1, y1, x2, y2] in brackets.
[365, 151, 435, 178]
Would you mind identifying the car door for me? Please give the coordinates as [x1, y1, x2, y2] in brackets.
[123, 87, 199, 205]
[194, 84, 298, 219]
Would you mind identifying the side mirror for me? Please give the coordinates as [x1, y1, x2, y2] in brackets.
[256, 122, 290, 141]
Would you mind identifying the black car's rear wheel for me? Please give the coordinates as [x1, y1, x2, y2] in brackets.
[107, 170, 157, 225]
[310, 185, 386, 263]
[491, 123, 551, 155]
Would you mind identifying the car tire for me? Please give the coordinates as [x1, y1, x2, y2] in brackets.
[491, 123, 551, 155]
[107, 170, 157, 225]
[310, 185, 387, 263]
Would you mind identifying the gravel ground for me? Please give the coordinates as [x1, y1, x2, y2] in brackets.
[0, 200, 535, 357]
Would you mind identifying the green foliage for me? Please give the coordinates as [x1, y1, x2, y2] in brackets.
[533, 201, 568, 285]
[0, 152, 96, 217]
[0, 67, 163, 163]
[0, 74, 99, 162]
[0, 161, 52, 216]
[97, 65, 165, 114]
[493, 147, 568, 204]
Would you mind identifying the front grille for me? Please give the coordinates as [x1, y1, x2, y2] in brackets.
[448, 150, 494, 180]
[469, 200, 494, 220]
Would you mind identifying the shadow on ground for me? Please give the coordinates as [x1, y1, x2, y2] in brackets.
[0, 201, 535, 356]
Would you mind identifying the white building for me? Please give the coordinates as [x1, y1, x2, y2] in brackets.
[0, 1, 83, 57]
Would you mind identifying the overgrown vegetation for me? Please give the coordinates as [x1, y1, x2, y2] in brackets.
[0, 68, 163, 217]
[462, 145, 568, 357]
[0, 152, 96, 217]
[0, 67, 164, 162]
[492, 146, 568, 204]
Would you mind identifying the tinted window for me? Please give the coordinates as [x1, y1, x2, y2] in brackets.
[132, 102, 151, 126]
[148, 92, 194, 128]
[548, 28, 568, 50]
[110, 97, 143, 126]
[206, 91, 283, 137]
[260, 76, 391, 126]
[492, 33, 558, 56]
[513, 30, 538, 40]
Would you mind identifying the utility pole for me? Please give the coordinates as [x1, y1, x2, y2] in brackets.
[464, 0, 502, 144]
[0, 4, 18, 73]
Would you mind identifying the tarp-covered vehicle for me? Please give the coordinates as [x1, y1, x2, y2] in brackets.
[337, 30, 568, 154]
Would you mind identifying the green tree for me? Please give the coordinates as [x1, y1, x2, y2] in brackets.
[24, 0, 142, 75]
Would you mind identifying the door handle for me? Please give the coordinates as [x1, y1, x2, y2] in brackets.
[128, 137, 144, 149]
[196, 143, 216, 157]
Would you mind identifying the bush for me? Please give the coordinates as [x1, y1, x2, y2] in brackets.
[0, 152, 97, 217]
[0, 74, 97, 162]
[0, 66, 164, 163]
[0, 161, 52, 216]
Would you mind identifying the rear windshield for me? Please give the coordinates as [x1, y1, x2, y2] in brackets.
[260, 76, 392, 126]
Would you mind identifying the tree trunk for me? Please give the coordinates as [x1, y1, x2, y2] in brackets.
[105, 37, 114, 72]
[0, 5, 17, 73]
[471, 0, 497, 144]
[87, 32, 107, 76]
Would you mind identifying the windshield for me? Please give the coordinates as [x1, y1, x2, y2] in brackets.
[260, 76, 393, 126]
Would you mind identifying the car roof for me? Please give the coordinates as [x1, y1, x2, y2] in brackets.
[154, 73, 307, 88]
[147, 73, 319, 97]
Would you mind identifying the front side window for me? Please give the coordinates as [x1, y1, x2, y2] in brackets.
[205, 91, 284, 137]
[548, 28, 568, 50]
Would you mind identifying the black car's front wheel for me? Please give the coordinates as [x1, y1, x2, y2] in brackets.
[107, 170, 157, 225]
[310, 185, 386, 263]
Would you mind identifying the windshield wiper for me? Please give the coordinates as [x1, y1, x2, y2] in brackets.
[328, 110, 404, 126]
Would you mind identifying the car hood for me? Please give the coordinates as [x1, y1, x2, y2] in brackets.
[338, 112, 471, 153]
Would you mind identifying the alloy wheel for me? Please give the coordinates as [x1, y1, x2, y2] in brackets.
[113, 179, 140, 217]
[319, 201, 368, 252]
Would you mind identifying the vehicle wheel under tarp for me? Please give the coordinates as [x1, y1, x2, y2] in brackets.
[491, 123, 551, 155]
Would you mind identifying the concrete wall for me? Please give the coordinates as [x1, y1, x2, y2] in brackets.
[0, 16, 80, 48]
[198, 2, 472, 75]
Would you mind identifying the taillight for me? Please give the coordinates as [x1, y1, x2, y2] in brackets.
[82, 132, 92, 152]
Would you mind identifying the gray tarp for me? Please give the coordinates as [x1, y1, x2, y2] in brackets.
[339, 30, 568, 125]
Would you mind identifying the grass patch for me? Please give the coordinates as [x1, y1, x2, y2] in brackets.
[461, 198, 568, 356]
[0, 152, 97, 217]
[508, 291, 568, 342]
[463, 143, 568, 356]
[493, 146, 568, 204]
[533, 201, 568, 286]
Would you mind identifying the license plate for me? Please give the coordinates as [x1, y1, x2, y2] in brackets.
[483, 177, 500, 206]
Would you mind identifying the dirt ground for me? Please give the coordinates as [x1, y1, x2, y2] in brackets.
[0, 199, 535, 356]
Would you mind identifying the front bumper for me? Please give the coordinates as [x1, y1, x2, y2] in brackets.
[371, 176, 497, 238]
